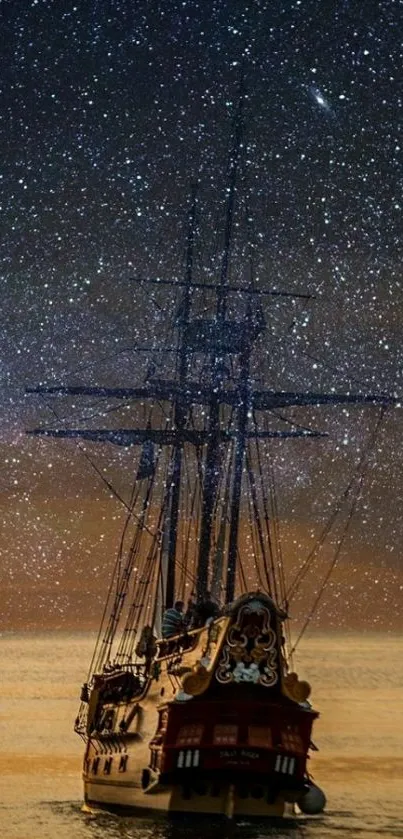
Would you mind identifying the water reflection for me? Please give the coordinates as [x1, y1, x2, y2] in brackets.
[47, 803, 322, 839]
[45, 803, 403, 839]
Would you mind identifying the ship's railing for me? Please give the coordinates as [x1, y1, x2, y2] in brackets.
[154, 625, 204, 662]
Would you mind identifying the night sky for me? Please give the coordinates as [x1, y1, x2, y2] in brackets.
[1, 0, 403, 631]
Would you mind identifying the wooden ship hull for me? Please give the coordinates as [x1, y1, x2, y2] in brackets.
[79, 594, 324, 818]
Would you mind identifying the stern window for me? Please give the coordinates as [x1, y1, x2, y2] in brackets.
[213, 724, 238, 745]
[281, 725, 304, 754]
[248, 725, 272, 748]
[176, 723, 204, 746]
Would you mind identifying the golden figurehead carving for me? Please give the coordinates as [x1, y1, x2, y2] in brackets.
[181, 662, 210, 696]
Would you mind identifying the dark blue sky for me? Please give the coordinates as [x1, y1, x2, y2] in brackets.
[1, 0, 402, 275]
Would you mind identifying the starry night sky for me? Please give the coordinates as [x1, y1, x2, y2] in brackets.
[1, 0, 403, 630]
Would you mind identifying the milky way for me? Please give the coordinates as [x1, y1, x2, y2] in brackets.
[1, 0, 402, 630]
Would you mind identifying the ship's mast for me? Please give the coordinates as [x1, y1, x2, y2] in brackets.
[195, 89, 244, 604]
[225, 300, 253, 603]
[165, 184, 198, 608]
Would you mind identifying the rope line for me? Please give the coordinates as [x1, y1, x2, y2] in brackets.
[290, 407, 386, 651]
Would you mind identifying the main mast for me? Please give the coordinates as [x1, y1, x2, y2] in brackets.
[225, 297, 254, 603]
[164, 184, 198, 608]
[195, 88, 245, 604]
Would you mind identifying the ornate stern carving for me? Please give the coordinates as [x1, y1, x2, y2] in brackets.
[176, 618, 231, 698]
[216, 596, 280, 687]
[282, 672, 311, 704]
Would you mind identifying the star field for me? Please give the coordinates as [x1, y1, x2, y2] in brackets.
[1, 0, 403, 630]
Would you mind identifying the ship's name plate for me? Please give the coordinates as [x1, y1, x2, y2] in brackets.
[219, 749, 259, 761]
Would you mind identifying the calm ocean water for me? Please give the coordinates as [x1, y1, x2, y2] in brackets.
[1, 632, 402, 839]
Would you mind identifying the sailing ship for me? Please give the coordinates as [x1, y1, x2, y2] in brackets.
[28, 102, 396, 820]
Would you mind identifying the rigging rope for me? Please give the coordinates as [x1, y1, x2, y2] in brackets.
[94, 444, 161, 671]
[264, 432, 287, 607]
[261, 429, 293, 657]
[253, 430, 281, 605]
[245, 471, 269, 593]
[178, 445, 200, 601]
[245, 446, 273, 594]
[287, 407, 386, 604]
[290, 407, 387, 651]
